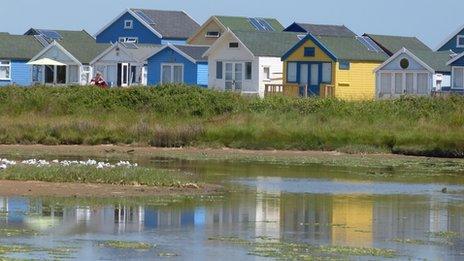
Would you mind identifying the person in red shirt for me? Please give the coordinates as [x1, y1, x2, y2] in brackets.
[90, 73, 108, 88]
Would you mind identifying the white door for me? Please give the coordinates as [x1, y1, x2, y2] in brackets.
[121, 63, 129, 87]
[141, 66, 148, 85]
[225, 63, 243, 91]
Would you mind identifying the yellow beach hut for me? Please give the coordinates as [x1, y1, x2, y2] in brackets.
[280, 34, 388, 100]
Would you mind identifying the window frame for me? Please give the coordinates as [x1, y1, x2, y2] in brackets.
[339, 60, 350, 70]
[457, 35, 464, 48]
[0, 60, 11, 81]
[286, 62, 298, 83]
[452, 66, 464, 89]
[118, 37, 139, 43]
[229, 42, 239, 48]
[321, 63, 332, 83]
[245, 62, 252, 80]
[216, 61, 223, 79]
[124, 20, 133, 29]
[206, 31, 221, 38]
[160, 63, 184, 84]
[304, 47, 315, 57]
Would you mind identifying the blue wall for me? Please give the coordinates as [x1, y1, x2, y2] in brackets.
[0, 60, 32, 86]
[96, 12, 162, 44]
[450, 55, 464, 67]
[147, 47, 198, 85]
[197, 63, 208, 86]
[438, 27, 464, 53]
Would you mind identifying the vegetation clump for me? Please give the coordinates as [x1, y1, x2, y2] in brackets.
[97, 240, 154, 250]
[1, 85, 464, 157]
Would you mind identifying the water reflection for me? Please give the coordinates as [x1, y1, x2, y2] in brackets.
[0, 187, 462, 259]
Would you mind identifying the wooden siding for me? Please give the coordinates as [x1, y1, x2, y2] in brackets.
[196, 62, 208, 86]
[96, 12, 162, 44]
[147, 47, 198, 85]
[0, 60, 32, 86]
[187, 19, 224, 46]
[334, 61, 379, 100]
[438, 27, 464, 53]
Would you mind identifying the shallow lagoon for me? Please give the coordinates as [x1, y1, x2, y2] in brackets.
[0, 156, 463, 260]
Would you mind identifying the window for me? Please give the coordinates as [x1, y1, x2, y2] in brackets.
[380, 73, 392, 95]
[245, 62, 252, 80]
[206, 31, 220, 38]
[229, 42, 239, 48]
[339, 60, 350, 70]
[304, 47, 315, 57]
[216, 61, 223, 79]
[405, 73, 414, 93]
[394, 73, 403, 94]
[161, 64, 183, 84]
[263, 66, 270, 81]
[287, 62, 297, 82]
[417, 73, 429, 94]
[118, 37, 138, 43]
[0, 60, 11, 80]
[322, 63, 332, 83]
[310, 64, 319, 85]
[457, 35, 464, 48]
[453, 67, 464, 88]
[124, 20, 133, 29]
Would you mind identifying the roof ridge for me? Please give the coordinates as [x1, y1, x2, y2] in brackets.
[297, 22, 347, 27]
[130, 8, 187, 13]
[215, 15, 277, 20]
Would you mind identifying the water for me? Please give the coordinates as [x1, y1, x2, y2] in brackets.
[0, 158, 464, 260]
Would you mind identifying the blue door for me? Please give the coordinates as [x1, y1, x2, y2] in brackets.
[299, 63, 321, 96]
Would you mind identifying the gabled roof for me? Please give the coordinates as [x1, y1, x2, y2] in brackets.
[446, 51, 464, 66]
[29, 30, 110, 64]
[436, 24, 464, 51]
[0, 34, 43, 60]
[95, 9, 199, 40]
[284, 22, 356, 37]
[148, 44, 209, 63]
[215, 16, 284, 32]
[174, 45, 209, 62]
[374, 48, 435, 73]
[282, 34, 388, 62]
[412, 50, 452, 73]
[230, 30, 301, 57]
[363, 33, 432, 56]
[91, 42, 163, 64]
[129, 9, 200, 39]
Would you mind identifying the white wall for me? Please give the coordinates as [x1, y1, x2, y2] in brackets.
[258, 57, 283, 97]
[207, 33, 258, 95]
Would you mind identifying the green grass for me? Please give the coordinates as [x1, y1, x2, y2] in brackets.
[1, 84, 464, 157]
[97, 240, 154, 250]
[0, 165, 197, 187]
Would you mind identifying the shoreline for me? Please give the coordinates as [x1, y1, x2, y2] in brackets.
[0, 180, 221, 198]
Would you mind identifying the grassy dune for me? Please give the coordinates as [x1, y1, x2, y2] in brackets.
[0, 85, 464, 157]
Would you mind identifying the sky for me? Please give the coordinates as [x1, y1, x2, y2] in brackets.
[2, 0, 463, 49]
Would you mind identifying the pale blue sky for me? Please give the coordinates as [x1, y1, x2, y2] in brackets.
[3, 0, 463, 49]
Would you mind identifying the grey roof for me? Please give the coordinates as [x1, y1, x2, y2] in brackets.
[120, 43, 163, 62]
[0, 34, 43, 60]
[130, 9, 200, 39]
[411, 50, 452, 73]
[233, 31, 301, 57]
[294, 23, 356, 37]
[364, 33, 432, 55]
[174, 45, 209, 62]
[316, 35, 389, 62]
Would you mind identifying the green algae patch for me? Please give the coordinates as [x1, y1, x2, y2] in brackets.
[97, 240, 154, 250]
[209, 236, 397, 259]
[0, 227, 39, 237]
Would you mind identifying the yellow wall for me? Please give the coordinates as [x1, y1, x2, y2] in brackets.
[282, 37, 380, 101]
[187, 19, 224, 46]
[334, 61, 380, 101]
